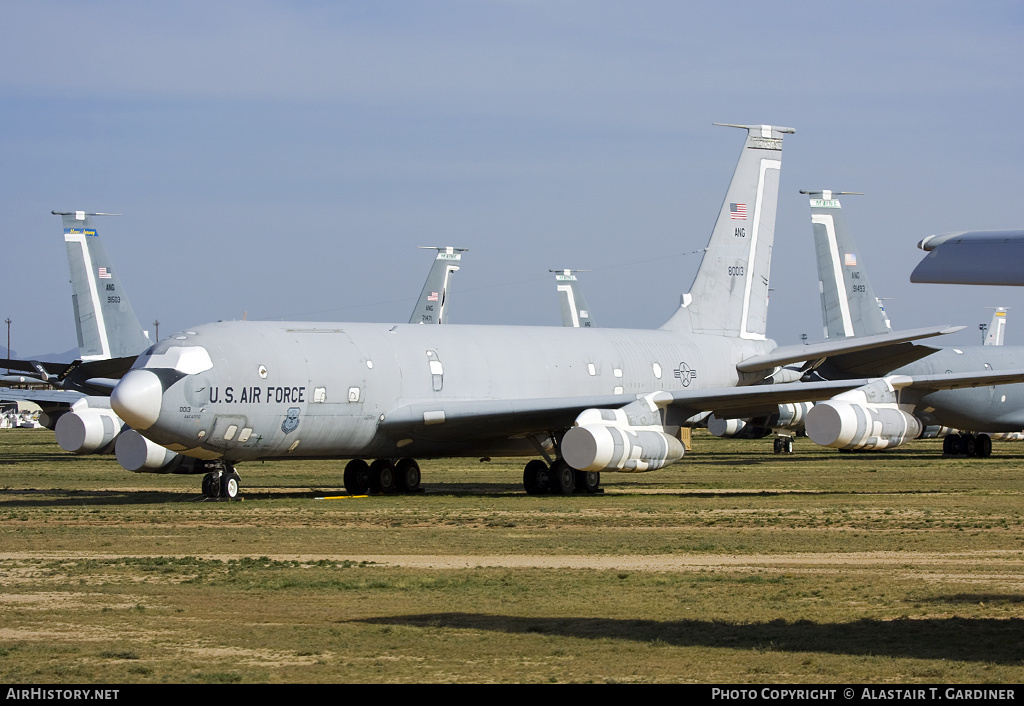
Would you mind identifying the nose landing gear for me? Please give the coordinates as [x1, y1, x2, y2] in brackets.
[200, 463, 242, 500]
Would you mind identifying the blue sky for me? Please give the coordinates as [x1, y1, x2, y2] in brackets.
[2, 1, 1022, 357]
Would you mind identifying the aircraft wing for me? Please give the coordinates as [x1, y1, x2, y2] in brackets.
[735, 325, 963, 373]
[379, 378, 874, 442]
[814, 342, 942, 379]
[0, 387, 86, 406]
[380, 366, 1024, 444]
[912, 230, 1024, 286]
[0, 356, 135, 395]
[888, 369, 1024, 392]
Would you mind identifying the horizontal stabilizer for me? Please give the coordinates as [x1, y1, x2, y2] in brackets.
[736, 325, 964, 373]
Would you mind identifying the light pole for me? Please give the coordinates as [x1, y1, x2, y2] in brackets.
[5, 318, 9, 374]
[153, 320, 160, 343]
[980, 322, 988, 344]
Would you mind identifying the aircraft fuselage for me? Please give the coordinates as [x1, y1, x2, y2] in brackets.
[114, 321, 774, 463]
[895, 347, 1024, 431]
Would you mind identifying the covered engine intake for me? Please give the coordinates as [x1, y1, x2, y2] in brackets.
[54, 401, 126, 454]
[561, 393, 684, 472]
[806, 377, 921, 451]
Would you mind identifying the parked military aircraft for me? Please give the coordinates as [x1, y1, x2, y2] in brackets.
[110, 124, 997, 500]
[912, 231, 1024, 285]
[410, 247, 466, 324]
[801, 191, 1024, 455]
[0, 211, 152, 454]
[552, 269, 595, 328]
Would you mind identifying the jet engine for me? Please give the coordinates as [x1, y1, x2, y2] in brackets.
[707, 402, 812, 439]
[919, 425, 954, 439]
[561, 395, 684, 472]
[54, 402, 126, 454]
[805, 378, 921, 451]
[115, 429, 201, 473]
[707, 416, 771, 439]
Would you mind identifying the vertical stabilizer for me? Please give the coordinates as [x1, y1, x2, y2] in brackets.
[803, 191, 890, 339]
[985, 307, 1008, 346]
[54, 211, 151, 361]
[410, 247, 466, 324]
[552, 269, 595, 328]
[661, 124, 793, 338]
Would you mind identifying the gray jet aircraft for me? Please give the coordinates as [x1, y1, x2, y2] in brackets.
[0, 211, 153, 455]
[801, 191, 1024, 456]
[110, 124, 992, 500]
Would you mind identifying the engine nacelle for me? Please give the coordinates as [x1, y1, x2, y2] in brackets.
[707, 415, 771, 439]
[562, 396, 685, 473]
[707, 402, 812, 439]
[562, 424, 684, 472]
[54, 407, 126, 454]
[806, 399, 922, 450]
[115, 429, 201, 473]
[774, 401, 813, 429]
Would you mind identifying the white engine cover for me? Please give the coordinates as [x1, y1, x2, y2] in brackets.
[115, 429, 183, 472]
[562, 424, 684, 472]
[54, 408, 125, 454]
[806, 399, 922, 450]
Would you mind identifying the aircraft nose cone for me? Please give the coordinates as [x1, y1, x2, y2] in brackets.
[111, 369, 164, 431]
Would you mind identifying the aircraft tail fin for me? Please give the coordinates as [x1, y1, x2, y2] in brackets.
[802, 191, 891, 339]
[985, 307, 1008, 346]
[410, 247, 466, 324]
[661, 124, 793, 338]
[53, 211, 151, 360]
[552, 269, 595, 328]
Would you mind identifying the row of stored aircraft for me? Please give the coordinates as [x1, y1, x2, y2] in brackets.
[7, 123, 1024, 500]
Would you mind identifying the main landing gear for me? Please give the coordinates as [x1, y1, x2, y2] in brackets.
[523, 459, 601, 495]
[943, 432, 992, 458]
[344, 458, 423, 494]
[772, 436, 795, 454]
[201, 463, 242, 500]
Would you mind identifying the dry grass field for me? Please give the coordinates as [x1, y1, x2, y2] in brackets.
[2, 428, 1023, 683]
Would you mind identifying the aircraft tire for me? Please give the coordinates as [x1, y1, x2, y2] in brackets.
[954, 434, 971, 456]
[221, 470, 241, 500]
[396, 458, 421, 492]
[344, 459, 371, 495]
[966, 436, 978, 457]
[943, 435, 957, 455]
[784, 437, 794, 454]
[551, 460, 575, 495]
[577, 470, 601, 494]
[202, 472, 219, 499]
[773, 438, 782, 454]
[523, 460, 549, 495]
[370, 459, 398, 494]
[976, 434, 992, 458]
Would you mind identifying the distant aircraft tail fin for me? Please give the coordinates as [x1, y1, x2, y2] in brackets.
[53, 211, 151, 360]
[802, 191, 891, 339]
[661, 124, 793, 338]
[985, 307, 1008, 346]
[552, 269, 595, 328]
[410, 247, 466, 324]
